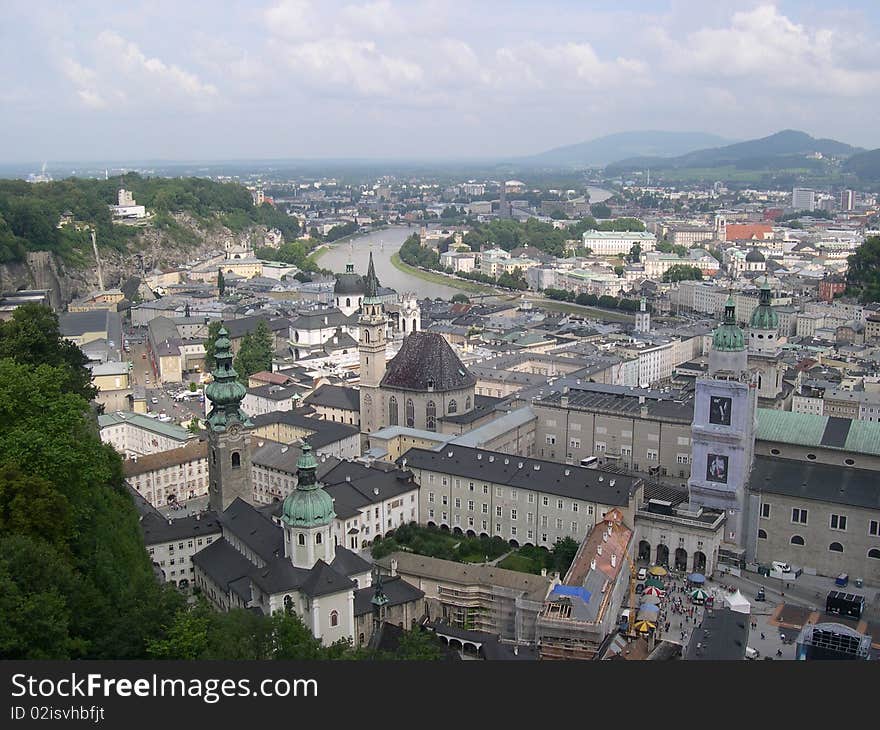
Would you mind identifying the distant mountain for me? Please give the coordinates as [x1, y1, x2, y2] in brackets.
[843, 148, 880, 182]
[523, 131, 734, 167]
[606, 130, 861, 174]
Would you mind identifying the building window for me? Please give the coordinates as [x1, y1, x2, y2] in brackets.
[428, 492, 434, 503]
[542, 496, 549, 507]
[557, 499, 563, 510]
[572, 503, 578, 513]
[406, 399, 415, 428]
[231, 452, 241, 469]
[441, 495, 448, 506]
[647, 449, 658, 461]
[298, 534, 305, 546]
[482, 504, 488, 514]
[330, 610, 339, 627]
[545, 435, 556, 445]
[482, 485, 489, 495]
[760, 503, 771, 519]
[496, 506, 502, 517]
[465, 396, 471, 410]
[511, 526, 517, 536]
[571, 522, 577, 533]
[869, 549, 880, 560]
[791, 508, 808, 524]
[389, 396, 398, 426]
[448, 399, 457, 414]
[454, 498, 461, 509]
[870, 520, 879, 537]
[555, 518, 563, 529]
[528, 493, 535, 504]
[316, 533, 323, 544]
[829, 542, 844, 553]
[758, 529, 767, 539]
[426, 401, 436, 431]
[830, 514, 847, 531]
[468, 500, 474, 511]
[511, 509, 517, 521]
[790, 535, 805, 546]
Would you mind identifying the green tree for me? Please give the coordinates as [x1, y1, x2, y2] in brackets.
[846, 235, 880, 303]
[234, 321, 273, 383]
[388, 627, 445, 660]
[203, 320, 223, 371]
[187, 417, 201, 434]
[217, 268, 225, 296]
[451, 294, 470, 303]
[662, 264, 703, 282]
[550, 537, 580, 576]
[0, 304, 96, 401]
[590, 202, 612, 218]
[628, 242, 642, 263]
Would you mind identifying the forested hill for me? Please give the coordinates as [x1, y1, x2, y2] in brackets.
[0, 173, 300, 265]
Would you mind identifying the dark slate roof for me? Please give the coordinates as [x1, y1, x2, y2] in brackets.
[399, 445, 639, 505]
[334, 272, 366, 295]
[250, 556, 311, 594]
[331, 546, 373, 578]
[748, 455, 880, 510]
[441, 394, 503, 425]
[192, 538, 256, 593]
[299, 560, 356, 598]
[250, 410, 360, 449]
[59, 309, 112, 337]
[291, 309, 355, 331]
[222, 315, 289, 338]
[303, 384, 361, 411]
[141, 511, 222, 546]
[685, 608, 749, 660]
[380, 331, 475, 392]
[218, 498, 284, 563]
[353, 576, 425, 616]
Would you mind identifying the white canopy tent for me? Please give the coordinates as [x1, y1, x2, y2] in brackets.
[725, 589, 751, 615]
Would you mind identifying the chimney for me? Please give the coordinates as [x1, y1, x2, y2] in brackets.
[590, 559, 596, 570]
[513, 646, 519, 656]
[390, 558, 398, 577]
[541, 568, 547, 577]
[611, 554, 617, 568]
[597, 545, 603, 556]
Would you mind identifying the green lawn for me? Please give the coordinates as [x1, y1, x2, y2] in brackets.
[497, 554, 543, 574]
[390, 253, 498, 295]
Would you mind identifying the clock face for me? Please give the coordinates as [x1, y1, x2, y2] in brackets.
[706, 453, 729, 484]
[229, 423, 241, 436]
[709, 396, 732, 426]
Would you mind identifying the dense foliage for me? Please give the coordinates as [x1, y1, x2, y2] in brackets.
[0, 173, 299, 265]
[371, 523, 511, 563]
[662, 264, 703, 282]
[846, 235, 880, 303]
[497, 538, 580, 576]
[234, 321, 274, 383]
[543, 288, 643, 312]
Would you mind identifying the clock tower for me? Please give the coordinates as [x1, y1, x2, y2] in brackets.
[205, 324, 254, 512]
[688, 296, 757, 548]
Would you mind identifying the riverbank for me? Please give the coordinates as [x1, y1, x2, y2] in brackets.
[309, 224, 392, 264]
[524, 296, 635, 322]
[390, 253, 498, 295]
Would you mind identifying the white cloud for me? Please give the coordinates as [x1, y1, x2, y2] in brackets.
[61, 31, 218, 111]
[652, 4, 880, 96]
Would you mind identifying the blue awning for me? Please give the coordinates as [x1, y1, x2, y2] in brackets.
[550, 585, 592, 604]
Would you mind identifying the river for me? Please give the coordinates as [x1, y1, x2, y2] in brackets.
[319, 186, 616, 299]
[318, 226, 462, 299]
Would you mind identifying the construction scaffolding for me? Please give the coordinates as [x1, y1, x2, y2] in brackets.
[797, 623, 871, 660]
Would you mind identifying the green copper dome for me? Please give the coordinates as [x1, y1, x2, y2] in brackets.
[713, 295, 745, 351]
[205, 324, 252, 431]
[749, 280, 778, 330]
[281, 441, 335, 528]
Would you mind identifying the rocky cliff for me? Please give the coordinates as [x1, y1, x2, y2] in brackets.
[0, 213, 272, 307]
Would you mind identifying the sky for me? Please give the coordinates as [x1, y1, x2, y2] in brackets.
[2, 0, 879, 163]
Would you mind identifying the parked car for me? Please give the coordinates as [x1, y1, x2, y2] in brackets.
[637, 567, 647, 581]
[772, 561, 791, 573]
[755, 588, 766, 602]
[151, 397, 159, 404]
[635, 583, 645, 595]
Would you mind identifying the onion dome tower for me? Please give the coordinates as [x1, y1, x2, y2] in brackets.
[281, 440, 336, 568]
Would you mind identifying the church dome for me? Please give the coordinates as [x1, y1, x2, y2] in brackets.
[281, 442, 335, 528]
[713, 296, 745, 351]
[745, 248, 765, 263]
[205, 325, 251, 430]
[749, 280, 779, 330]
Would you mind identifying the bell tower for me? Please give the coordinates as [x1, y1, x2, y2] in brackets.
[281, 440, 336, 569]
[205, 324, 253, 512]
[359, 252, 386, 433]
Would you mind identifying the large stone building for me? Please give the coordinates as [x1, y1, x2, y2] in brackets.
[359, 253, 476, 437]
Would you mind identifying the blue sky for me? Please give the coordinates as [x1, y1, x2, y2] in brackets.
[2, 1, 879, 162]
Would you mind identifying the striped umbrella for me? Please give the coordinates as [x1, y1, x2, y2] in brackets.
[633, 619, 656, 633]
[648, 566, 668, 577]
[690, 588, 709, 602]
[643, 585, 665, 597]
[640, 594, 662, 605]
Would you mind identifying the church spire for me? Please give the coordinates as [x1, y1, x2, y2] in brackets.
[205, 323, 251, 431]
[364, 251, 379, 300]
